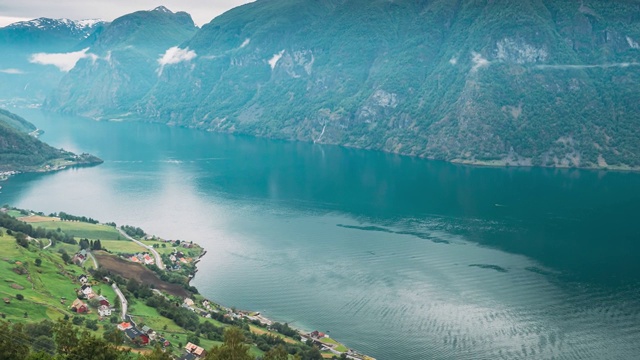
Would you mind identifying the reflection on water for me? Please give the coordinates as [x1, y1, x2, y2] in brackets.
[1, 109, 640, 359]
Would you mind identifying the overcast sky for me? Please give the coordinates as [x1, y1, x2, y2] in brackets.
[0, 1, 255, 27]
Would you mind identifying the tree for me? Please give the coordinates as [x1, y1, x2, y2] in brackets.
[141, 345, 173, 360]
[16, 294, 24, 300]
[264, 345, 288, 360]
[61, 252, 71, 264]
[32, 335, 55, 354]
[25, 352, 54, 360]
[186, 333, 200, 346]
[35, 258, 42, 267]
[54, 320, 79, 355]
[72, 316, 84, 325]
[204, 327, 253, 360]
[305, 346, 323, 360]
[0, 322, 30, 360]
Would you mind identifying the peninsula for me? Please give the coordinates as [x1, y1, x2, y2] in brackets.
[0, 108, 103, 180]
[0, 206, 374, 360]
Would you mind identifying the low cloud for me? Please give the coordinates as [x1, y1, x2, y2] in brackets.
[0, 68, 25, 74]
[29, 48, 97, 72]
[157, 46, 197, 75]
[269, 50, 285, 70]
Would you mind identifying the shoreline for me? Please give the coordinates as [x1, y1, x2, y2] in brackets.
[184, 241, 374, 360]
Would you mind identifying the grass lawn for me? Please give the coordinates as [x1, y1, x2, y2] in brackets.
[33, 221, 123, 241]
[320, 337, 349, 352]
[101, 240, 147, 254]
[249, 324, 299, 344]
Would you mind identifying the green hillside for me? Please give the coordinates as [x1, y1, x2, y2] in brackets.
[0, 108, 102, 173]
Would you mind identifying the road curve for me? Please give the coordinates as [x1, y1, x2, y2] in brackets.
[112, 283, 128, 321]
[117, 227, 165, 269]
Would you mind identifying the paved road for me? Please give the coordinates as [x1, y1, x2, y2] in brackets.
[117, 227, 165, 269]
[87, 251, 98, 269]
[42, 239, 52, 250]
[112, 283, 128, 321]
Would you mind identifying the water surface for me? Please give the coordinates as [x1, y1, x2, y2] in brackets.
[1, 109, 639, 359]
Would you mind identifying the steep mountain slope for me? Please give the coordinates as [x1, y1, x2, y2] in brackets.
[0, 109, 102, 172]
[44, 6, 198, 117]
[46, 0, 640, 169]
[0, 18, 106, 101]
[0, 109, 37, 133]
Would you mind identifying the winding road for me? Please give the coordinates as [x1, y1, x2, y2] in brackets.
[112, 283, 128, 321]
[87, 251, 98, 269]
[117, 227, 165, 269]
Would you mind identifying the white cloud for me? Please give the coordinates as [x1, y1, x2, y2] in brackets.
[157, 46, 197, 75]
[29, 48, 96, 72]
[0, 68, 25, 74]
[269, 50, 285, 70]
[0, 16, 30, 27]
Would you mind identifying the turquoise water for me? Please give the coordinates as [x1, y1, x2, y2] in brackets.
[2, 109, 640, 359]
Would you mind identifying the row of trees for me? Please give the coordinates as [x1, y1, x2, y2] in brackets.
[0, 212, 77, 245]
[79, 238, 103, 251]
[121, 225, 146, 238]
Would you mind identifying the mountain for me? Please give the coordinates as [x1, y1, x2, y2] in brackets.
[0, 108, 102, 173]
[0, 108, 37, 133]
[45, 0, 640, 169]
[0, 17, 107, 101]
[0, 18, 105, 50]
[44, 6, 198, 117]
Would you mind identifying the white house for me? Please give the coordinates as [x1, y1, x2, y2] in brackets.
[98, 305, 112, 317]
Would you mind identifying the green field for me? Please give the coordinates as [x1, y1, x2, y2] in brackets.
[34, 221, 123, 240]
[100, 240, 147, 254]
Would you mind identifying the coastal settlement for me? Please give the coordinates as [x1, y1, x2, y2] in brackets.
[0, 206, 375, 360]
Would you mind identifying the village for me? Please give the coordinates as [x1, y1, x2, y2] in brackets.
[0, 207, 375, 360]
[67, 243, 375, 360]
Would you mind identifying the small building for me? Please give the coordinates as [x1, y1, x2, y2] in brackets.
[117, 322, 132, 331]
[71, 298, 88, 313]
[184, 298, 195, 307]
[141, 325, 152, 334]
[143, 254, 154, 265]
[184, 342, 206, 358]
[78, 274, 88, 285]
[179, 353, 197, 360]
[97, 295, 110, 307]
[98, 305, 112, 317]
[124, 327, 149, 346]
[81, 284, 93, 296]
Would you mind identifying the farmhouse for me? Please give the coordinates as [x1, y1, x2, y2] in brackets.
[71, 299, 88, 313]
[124, 327, 149, 346]
[184, 342, 206, 358]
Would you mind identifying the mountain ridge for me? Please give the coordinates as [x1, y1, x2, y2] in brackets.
[21, 0, 640, 169]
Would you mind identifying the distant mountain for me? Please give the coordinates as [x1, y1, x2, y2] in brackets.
[44, 6, 198, 117]
[0, 17, 107, 101]
[42, 0, 640, 169]
[1, 18, 106, 50]
[0, 108, 102, 173]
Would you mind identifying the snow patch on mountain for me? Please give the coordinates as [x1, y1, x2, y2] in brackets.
[5, 17, 104, 38]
